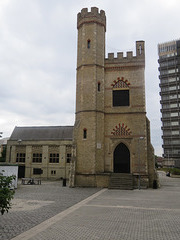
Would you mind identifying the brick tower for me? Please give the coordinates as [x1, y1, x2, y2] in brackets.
[71, 7, 157, 188]
[73, 7, 106, 186]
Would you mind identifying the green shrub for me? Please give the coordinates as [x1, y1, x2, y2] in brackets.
[171, 168, 180, 175]
[160, 167, 180, 175]
[0, 175, 15, 215]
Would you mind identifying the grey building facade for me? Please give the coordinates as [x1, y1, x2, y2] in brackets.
[158, 39, 180, 164]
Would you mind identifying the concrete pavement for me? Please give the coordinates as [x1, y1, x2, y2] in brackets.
[1, 172, 180, 240]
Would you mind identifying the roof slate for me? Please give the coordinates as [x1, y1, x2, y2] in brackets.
[9, 126, 74, 141]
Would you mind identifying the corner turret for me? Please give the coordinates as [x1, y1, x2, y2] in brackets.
[77, 7, 106, 31]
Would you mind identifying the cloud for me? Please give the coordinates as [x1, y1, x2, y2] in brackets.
[1, 0, 180, 156]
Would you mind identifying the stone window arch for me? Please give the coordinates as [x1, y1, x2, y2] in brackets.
[111, 77, 130, 107]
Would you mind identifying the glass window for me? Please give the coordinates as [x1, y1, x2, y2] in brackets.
[49, 153, 59, 163]
[169, 86, 176, 91]
[162, 113, 170, 118]
[32, 153, 42, 163]
[98, 82, 101, 92]
[170, 112, 178, 117]
[170, 103, 178, 108]
[33, 168, 43, 175]
[170, 94, 177, 99]
[16, 153, 26, 163]
[83, 129, 87, 139]
[51, 170, 56, 175]
[67, 153, 72, 163]
[87, 39, 91, 49]
[113, 90, 129, 106]
[171, 121, 178, 126]
[172, 130, 179, 135]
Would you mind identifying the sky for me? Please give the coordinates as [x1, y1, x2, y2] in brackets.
[0, 0, 180, 156]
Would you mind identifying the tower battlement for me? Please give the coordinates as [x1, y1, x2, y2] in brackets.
[77, 7, 106, 31]
[105, 41, 145, 65]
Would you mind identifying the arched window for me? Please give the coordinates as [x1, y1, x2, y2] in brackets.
[83, 128, 87, 139]
[87, 39, 91, 49]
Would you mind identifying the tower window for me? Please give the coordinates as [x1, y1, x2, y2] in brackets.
[98, 82, 101, 92]
[87, 39, 91, 49]
[139, 45, 142, 55]
[113, 90, 129, 106]
[83, 129, 87, 139]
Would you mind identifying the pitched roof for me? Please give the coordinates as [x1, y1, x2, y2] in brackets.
[9, 126, 74, 141]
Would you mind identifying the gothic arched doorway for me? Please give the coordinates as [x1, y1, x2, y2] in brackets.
[113, 143, 130, 173]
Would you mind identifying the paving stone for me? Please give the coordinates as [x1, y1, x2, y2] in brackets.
[1, 174, 180, 240]
[1, 181, 99, 240]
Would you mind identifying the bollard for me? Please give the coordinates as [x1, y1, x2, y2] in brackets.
[153, 180, 157, 189]
[62, 178, 66, 187]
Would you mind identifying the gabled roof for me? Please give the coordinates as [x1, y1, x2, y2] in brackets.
[9, 126, 74, 141]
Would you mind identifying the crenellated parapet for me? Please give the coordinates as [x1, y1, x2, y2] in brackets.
[77, 7, 106, 31]
[105, 41, 145, 66]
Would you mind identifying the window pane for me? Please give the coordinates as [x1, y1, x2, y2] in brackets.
[113, 90, 129, 106]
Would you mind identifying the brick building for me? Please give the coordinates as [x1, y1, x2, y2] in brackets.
[70, 7, 157, 188]
[6, 126, 73, 179]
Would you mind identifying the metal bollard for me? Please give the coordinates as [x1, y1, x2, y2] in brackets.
[62, 178, 66, 187]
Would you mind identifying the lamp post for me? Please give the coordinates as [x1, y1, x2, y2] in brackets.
[17, 139, 22, 178]
[138, 136, 144, 190]
[17, 139, 22, 164]
[62, 156, 66, 187]
[0, 132, 3, 158]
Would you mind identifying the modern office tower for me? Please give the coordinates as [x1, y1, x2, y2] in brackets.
[158, 40, 180, 165]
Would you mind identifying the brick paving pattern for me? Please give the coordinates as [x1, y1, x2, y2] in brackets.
[1, 173, 180, 240]
[0, 181, 99, 240]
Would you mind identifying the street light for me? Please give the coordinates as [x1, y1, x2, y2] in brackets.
[17, 139, 22, 145]
[138, 136, 144, 190]
[63, 156, 66, 187]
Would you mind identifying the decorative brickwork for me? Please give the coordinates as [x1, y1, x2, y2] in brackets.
[111, 77, 130, 88]
[111, 123, 132, 136]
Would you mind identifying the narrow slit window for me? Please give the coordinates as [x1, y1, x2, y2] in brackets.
[87, 39, 91, 49]
[83, 129, 87, 139]
[98, 82, 101, 92]
[139, 45, 142, 55]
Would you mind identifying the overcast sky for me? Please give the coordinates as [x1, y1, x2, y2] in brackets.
[0, 0, 180, 156]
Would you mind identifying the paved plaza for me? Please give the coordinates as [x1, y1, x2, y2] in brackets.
[1, 172, 180, 240]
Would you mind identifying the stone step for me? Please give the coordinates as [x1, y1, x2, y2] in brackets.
[109, 173, 133, 190]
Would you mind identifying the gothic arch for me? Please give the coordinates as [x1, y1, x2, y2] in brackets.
[113, 142, 130, 173]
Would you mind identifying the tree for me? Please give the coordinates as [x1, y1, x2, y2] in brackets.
[0, 146, 7, 162]
[0, 175, 15, 215]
